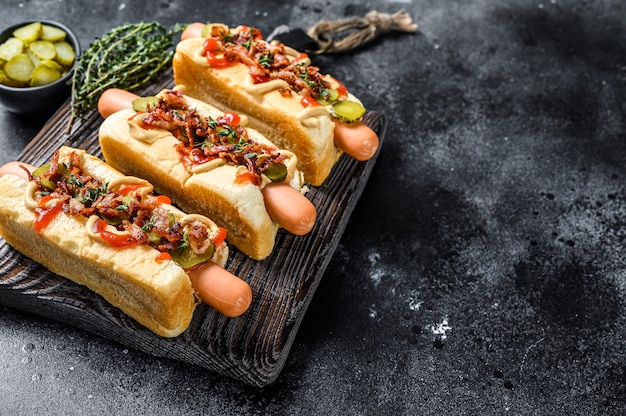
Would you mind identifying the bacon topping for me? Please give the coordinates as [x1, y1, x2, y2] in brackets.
[201, 26, 334, 102]
[139, 90, 287, 186]
[31, 150, 219, 257]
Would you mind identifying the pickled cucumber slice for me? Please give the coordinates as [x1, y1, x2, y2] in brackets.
[31, 163, 56, 190]
[332, 100, 366, 124]
[0, 37, 25, 61]
[41, 59, 63, 72]
[13, 22, 42, 43]
[4, 53, 34, 83]
[264, 162, 288, 182]
[29, 40, 56, 60]
[201, 23, 230, 38]
[0, 68, 23, 87]
[170, 243, 215, 269]
[323, 88, 339, 103]
[30, 64, 61, 86]
[54, 41, 75, 66]
[41, 24, 67, 42]
[26, 49, 41, 67]
[132, 96, 158, 112]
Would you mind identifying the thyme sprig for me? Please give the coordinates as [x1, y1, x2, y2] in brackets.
[66, 21, 187, 132]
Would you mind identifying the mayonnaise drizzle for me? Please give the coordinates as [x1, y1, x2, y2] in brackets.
[128, 119, 172, 144]
[108, 176, 153, 195]
[24, 182, 39, 210]
[297, 106, 331, 127]
[86, 215, 132, 244]
[242, 76, 289, 95]
[188, 158, 227, 175]
[24, 182, 59, 210]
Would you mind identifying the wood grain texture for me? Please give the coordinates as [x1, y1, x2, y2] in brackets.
[0, 70, 386, 387]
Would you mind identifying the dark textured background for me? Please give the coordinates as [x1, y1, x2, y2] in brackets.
[0, 0, 625, 414]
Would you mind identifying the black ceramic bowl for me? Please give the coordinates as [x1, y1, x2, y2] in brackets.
[0, 20, 80, 114]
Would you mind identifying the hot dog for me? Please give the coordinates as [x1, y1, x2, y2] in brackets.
[97, 88, 316, 260]
[173, 23, 379, 186]
[0, 147, 252, 337]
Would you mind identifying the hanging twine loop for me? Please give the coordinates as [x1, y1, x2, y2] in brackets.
[307, 9, 418, 54]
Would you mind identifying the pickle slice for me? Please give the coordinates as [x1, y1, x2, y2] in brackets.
[0, 37, 24, 62]
[332, 100, 366, 124]
[132, 96, 158, 112]
[13, 22, 42, 43]
[31, 163, 50, 178]
[26, 49, 41, 67]
[201, 23, 230, 38]
[31, 163, 56, 190]
[29, 40, 56, 60]
[264, 162, 288, 182]
[170, 242, 215, 269]
[4, 53, 34, 83]
[0, 68, 22, 87]
[30, 64, 61, 87]
[41, 59, 63, 73]
[54, 41, 75, 66]
[146, 231, 163, 245]
[41, 24, 67, 42]
[325, 88, 339, 103]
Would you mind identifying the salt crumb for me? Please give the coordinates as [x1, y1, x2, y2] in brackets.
[369, 268, 384, 286]
[408, 298, 423, 311]
[431, 317, 452, 340]
[368, 252, 380, 265]
[368, 304, 379, 320]
[407, 291, 423, 311]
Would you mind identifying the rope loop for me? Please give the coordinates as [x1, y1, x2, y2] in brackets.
[307, 9, 418, 54]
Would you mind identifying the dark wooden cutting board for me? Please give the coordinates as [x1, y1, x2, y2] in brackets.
[0, 69, 386, 387]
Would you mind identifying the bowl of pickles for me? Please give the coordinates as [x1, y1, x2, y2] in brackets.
[0, 20, 80, 114]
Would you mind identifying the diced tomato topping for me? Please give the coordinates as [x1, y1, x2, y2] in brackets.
[203, 37, 219, 53]
[295, 52, 309, 64]
[222, 112, 241, 126]
[234, 171, 256, 185]
[335, 80, 348, 99]
[155, 252, 172, 263]
[202, 38, 234, 68]
[213, 227, 227, 246]
[207, 52, 234, 68]
[300, 96, 320, 108]
[154, 195, 172, 205]
[240, 26, 263, 40]
[118, 184, 144, 196]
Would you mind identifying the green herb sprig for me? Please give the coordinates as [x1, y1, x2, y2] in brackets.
[66, 21, 187, 132]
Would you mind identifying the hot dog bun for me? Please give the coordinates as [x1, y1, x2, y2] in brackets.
[98, 89, 307, 260]
[172, 25, 375, 186]
[0, 147, 234, 337]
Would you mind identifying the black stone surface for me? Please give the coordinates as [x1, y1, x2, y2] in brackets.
[0, 1, 624, 414]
